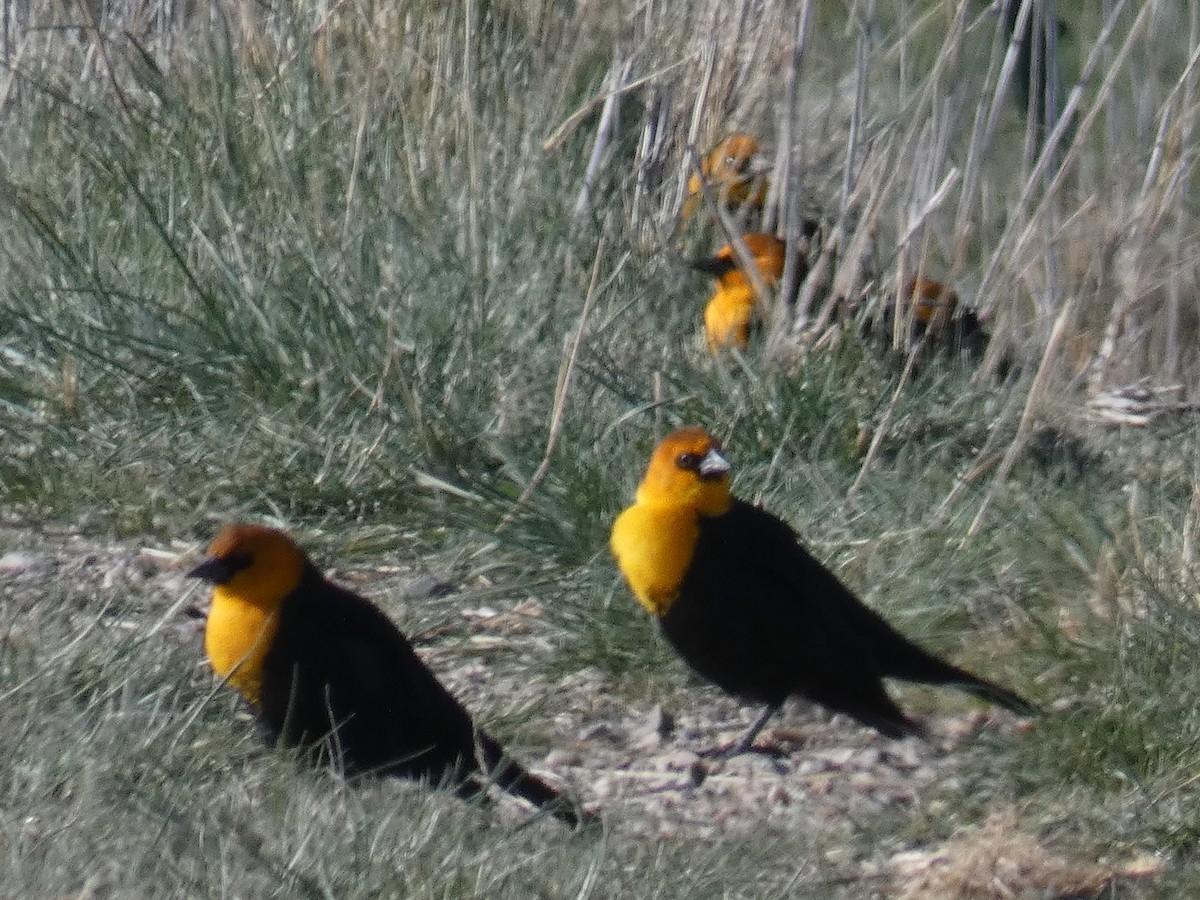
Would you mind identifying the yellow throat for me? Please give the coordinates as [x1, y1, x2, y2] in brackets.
[205, 587, 282, 706]
[611, 428, 733, 617]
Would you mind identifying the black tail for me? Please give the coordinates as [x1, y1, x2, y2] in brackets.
[883, 640, 1040, 719]
[951, 674, 1041, 718]
[844, 702, 928, 741]
[477, 733, 592, 828]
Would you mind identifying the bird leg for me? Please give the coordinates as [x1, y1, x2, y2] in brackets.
[703, 703, 783, 759]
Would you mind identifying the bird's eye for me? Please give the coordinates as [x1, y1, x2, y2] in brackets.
[223, 549, 254, 576]
[677, 452, 700, 470]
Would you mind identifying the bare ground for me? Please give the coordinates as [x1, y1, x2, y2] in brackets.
[0, 519, 1159, 898]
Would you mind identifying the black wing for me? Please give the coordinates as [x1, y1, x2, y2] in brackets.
[664, 500, 1034, 735]
[259, 565, 480, 784]
[258, 566, 586, 824]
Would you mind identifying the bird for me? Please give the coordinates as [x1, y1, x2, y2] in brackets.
[689, 231, 814, 352]
[189, 523, 586, 825]
[690, 232, 786, 352]
[610, 427, 1038, 755]
[876, 277, 990, 358]
[682, 133, 771, 223]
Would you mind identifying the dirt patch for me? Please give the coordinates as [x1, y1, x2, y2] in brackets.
[0, 521, 1136, 897]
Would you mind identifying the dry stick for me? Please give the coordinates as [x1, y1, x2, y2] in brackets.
[1127, 30, 1200, 383]
[1166, 4, 1200, 378]
[542, 59, 691, 153]
[1093, 51, 1200, 388]
[974, 0, 1139, 317]
[980, 0, 1037, 177]
[847, 153, 962, 500]
[72, 0, 131, 116]
[573, 58, 631, 223]
[763, 3, 803, 237]
[841, 8, 870, 216]
[673, 39, 718, 225]
[630, 88, 659, 234]
[962, 296, 1076, 543]
[462, 0, 482, 280]
[0, 32, 27, 118]
[1019, 0, 1047, 175]
[868, 8, 972, 300]
[340, 84, 373, 246]
[804, 155, 886, 338]
[973, 0, 1140, 384]
[896, 168, 960, 256]
[1013, 2, 1160, 384]
[953, 1, 1019, 272]
[498, 234, 610, 531]
[800, 6, 942, 341]
[764, 1, 812, 360]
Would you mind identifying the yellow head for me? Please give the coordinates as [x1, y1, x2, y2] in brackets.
[189, 523, 307, 704]
[704, 134, 766, 184]
[611, 428, 734, 616]
[693, 232, 786, 292]
[683, 133, 771, 220]
[190, 524, 306, 610]
[906, 277, 958, 332]
[635, 427, 733, 517]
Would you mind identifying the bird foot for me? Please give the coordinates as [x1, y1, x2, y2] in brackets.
[699, 740, 788, 761]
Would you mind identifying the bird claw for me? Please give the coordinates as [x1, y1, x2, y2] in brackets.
[699, 739, 787, 761]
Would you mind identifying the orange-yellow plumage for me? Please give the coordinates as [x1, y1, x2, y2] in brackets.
[870, 276, 991, 360]
[906, 277, 958, 331]
[703, 286, 756, 352]
[692, 233, 789, 352]
[610, 427, 732, 616]
[202, 523, 304, 704]
[683, 133, 770, 222]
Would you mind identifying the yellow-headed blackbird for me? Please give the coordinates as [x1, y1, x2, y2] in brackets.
[682, 133, 771, 223]
[877, 277, 989, 357]
[689, 231, 814, 352]
[610, 428, 1038, 753]
[190, 524, 586, 825]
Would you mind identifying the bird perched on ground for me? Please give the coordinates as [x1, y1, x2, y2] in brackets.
[875, 277, 990, 359]
[690, 232, 786, 352]
[682, 133, 771, 224]
[190, 523, 586, 825]
[689, 230, 816, 352]
[610, 428, 1038, 754]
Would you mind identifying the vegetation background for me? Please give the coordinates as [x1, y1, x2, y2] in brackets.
[2, 0, 1200, 895]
